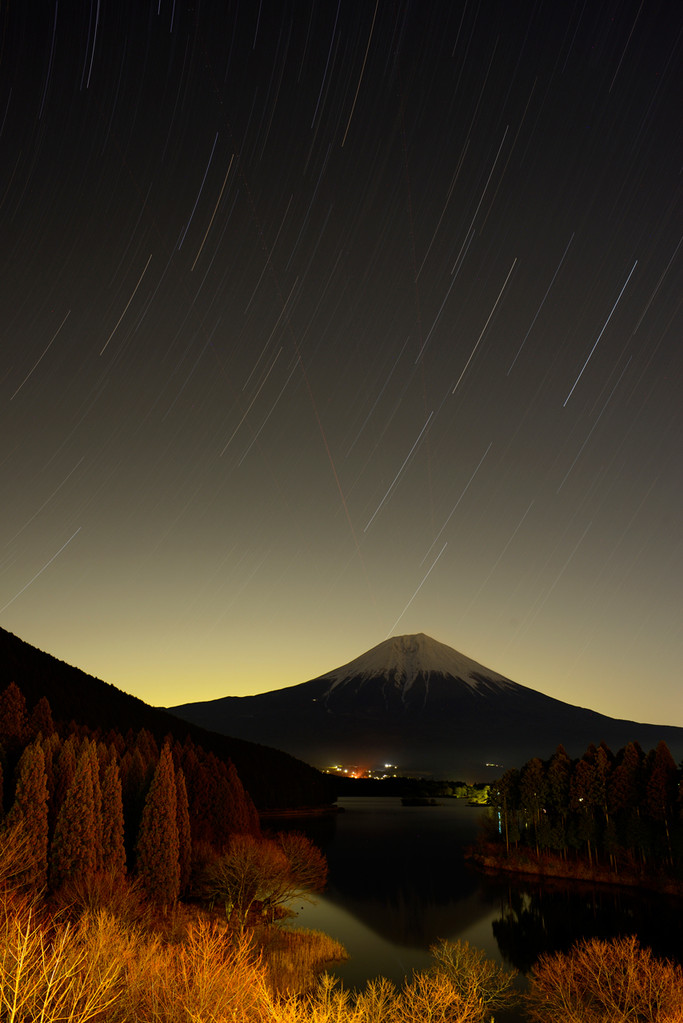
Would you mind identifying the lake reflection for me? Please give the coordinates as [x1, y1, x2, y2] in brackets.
[273, 796, 683, 1012]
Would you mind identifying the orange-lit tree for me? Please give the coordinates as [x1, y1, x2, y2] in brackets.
[101, 757, 126, 880]
[50, 740, 100, 888]
[200, 831, 327, 933]
[6, 740, 49, 889]
[526, 934, 683, 1023]
[135, 744, 180, 908]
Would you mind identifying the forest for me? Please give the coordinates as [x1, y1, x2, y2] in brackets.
[480, 739, 683, 890]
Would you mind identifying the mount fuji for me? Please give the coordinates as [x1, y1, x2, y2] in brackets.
[168, 634, 683, 779]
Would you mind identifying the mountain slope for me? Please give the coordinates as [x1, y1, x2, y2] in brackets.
[169, 633, 683, 778]
[0, 627, 332, 809]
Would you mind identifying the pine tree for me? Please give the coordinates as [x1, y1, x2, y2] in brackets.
[51, 735, 77, 832]
[87, 740, 104, 872]
[101, 758, 126, 879]
[6, 741, 49, 888]
[135, 745, 180, 907]
[50, 742, 98, 888]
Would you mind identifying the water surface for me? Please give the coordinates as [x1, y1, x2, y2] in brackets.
[274, 796, 683, 1019]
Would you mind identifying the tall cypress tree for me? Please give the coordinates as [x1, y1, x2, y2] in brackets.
[6, 741, 49, 889]
[87, 740, 104, 872]
[135, 745, 180, 907]
[50, 742, 98, 888]
[101, 758, 126, 879]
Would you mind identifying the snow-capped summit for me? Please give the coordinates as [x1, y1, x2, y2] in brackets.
[169, 633, 683, 779]
[323, 633, 514, 696]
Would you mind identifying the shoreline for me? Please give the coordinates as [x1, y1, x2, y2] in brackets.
[467, 843, 683, 898]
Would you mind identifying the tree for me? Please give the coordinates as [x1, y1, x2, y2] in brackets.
[201, 831, 327, 932]
[87, 740, 104, 872]
[429, 938, 518, 1020]
[5, 741, 49, 889]
[526, 935, 683, 1023]
[50, 741, 99, 888]
[262, 831, 328, 921]
[201, 834, 288, 933]
[100, 759, 126, 880]
[135, 744, 180, 907]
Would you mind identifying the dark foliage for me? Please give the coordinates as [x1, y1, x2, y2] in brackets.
[485, 740, 683, 880]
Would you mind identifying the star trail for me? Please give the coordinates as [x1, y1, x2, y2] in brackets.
[2, 2, 681, 726]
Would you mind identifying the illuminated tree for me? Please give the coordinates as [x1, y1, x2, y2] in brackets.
[200, 834, 289, 933]
[50, 741, 99, 888]
[202, 830, 327, 931]
[526, 935, 683, 1023]
[101, 758, 126, 879]
[135, 744, 180, 907]
[429, 938, 518, 1020]
[6, 741, 49, 889]
[53, 736, 77, 804]
[264, 830, 328, 920]
[87, 740, 104, 872]
[50, 739, 106, 886]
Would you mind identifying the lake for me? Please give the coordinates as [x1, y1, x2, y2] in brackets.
[271, 796, 683, 1021]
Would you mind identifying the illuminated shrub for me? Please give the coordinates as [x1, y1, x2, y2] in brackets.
[526, 934, 683, 1023]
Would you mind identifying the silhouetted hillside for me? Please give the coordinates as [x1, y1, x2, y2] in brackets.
[0, 627, 333, 809]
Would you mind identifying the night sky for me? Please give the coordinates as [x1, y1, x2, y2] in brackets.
[2, 1, 681, 726]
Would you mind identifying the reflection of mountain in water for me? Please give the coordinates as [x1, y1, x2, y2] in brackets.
[488, 880, 683, 974]
[321, 883, 494, 948]
[274, 797, 495, 946]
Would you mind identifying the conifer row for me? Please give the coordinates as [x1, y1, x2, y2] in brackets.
[0, 681, 259, 905]
[488, 739, 683, 871]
